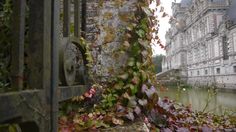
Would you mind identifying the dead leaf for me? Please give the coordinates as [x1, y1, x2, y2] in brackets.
[112, 117, 124, 125]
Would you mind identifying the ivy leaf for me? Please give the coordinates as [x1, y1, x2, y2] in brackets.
[126, 33, 132, 38]
[141, 18, 149, 32]
[118, 73, 129, 80]
[145, 86, 157, 99]
[141, 70, 148, 81]
[136, 62, 141, 68]
[138, 99, 148, 106]
[131, 43, 141, 55]
[176, 127, 189, 132]
[60, 128, 71, 132]
[95, 121, 110, 128]
[201, 126, 212, 132]
[134, 106, 141, 115]
[126, 112, 135, 121]
[112, 117, 124, 125]
[162, 128, 172, 132]
[123, 92, 131, 99]
[131, 76, 139, 85]
[123, 41, 130, 48]
[126, 24, 134, 31]
[141, 7, 153, 16]
[127, 58, 135, 66]
[141, 84, 148, 93]
[84, 92, 92, 98]
[116, 104, 126, 113]
[114, 81, 124, 89]
[73, 118, 85, 126]
[136, 29, 145, 38]
[130, 85, 138, 95]
[138, 39, 149, 49]
[128, 96, 137, 107]
[141, 50, 148, 57]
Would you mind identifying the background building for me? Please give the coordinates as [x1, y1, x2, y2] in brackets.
[162, 0, 236, 89]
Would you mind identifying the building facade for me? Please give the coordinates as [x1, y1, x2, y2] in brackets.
[162, 0, 236, 89]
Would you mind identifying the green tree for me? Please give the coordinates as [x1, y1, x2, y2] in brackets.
[152, 54, 164, 73]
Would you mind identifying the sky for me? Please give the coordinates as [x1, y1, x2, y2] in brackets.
[151, 0, 181, 56]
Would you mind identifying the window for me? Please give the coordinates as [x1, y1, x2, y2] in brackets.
[222, 36, 229, 60]
[234, 66, 236, 73]
[197, 71, 200, 76]
[205, 70, 208, 75]
[216, 68, 220, 74]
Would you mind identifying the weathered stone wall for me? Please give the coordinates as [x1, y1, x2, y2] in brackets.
[86, 0, 138, 82]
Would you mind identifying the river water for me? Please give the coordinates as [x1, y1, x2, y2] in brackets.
[158, 87, 236, 115]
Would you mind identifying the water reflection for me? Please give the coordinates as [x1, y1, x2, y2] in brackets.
[158, 87, 236, 115]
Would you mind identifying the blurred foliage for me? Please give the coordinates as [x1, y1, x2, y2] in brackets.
[0, 0, 12, 90]
[0, 124, 21, 132]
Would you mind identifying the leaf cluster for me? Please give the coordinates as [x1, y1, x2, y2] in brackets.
[0, 0, 12, 90]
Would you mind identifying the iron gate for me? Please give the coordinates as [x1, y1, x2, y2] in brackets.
[0, 0, 89, 131]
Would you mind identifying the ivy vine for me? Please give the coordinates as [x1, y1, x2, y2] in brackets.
[59, 0, 236, 131]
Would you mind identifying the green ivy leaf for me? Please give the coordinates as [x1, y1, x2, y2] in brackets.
[8, 125, 18, 132]
[130, 84, 138, 95]
[114, 81, 124, 89]
[127, 58, 135, 67]
[118, 73, 129, 80]
[138, 99, 148, 106]
[136, 29, 145, 38]
[141, 70, 148, 82]
[128, 96, 137, 107]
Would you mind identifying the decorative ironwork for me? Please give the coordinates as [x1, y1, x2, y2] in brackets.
[0, 0, 89, 131]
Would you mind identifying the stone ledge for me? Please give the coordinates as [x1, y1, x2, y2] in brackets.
[101, 121, 149, 132]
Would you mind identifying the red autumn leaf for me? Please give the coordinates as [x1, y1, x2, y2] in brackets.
[156, 0, 161, 6]
[89, 88, 96, 95]
[134, 106, 141, 115]
[84, 92, 92, 98]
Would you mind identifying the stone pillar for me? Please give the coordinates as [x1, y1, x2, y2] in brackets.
[86, 0, 138, 82]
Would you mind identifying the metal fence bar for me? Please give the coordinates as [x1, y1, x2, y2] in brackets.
[51, 0, 60, 131]
[81, 0, 86, 38]
[28, 0, 52, 130]
[11, 0, 26, 90]
[74, 0, 81, 37]
[63, 0, 70, 37]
